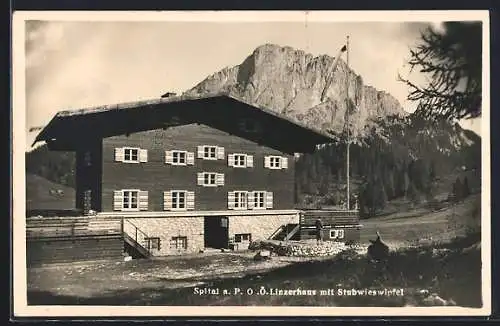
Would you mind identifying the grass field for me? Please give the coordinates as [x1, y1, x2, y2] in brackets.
[27, 193, 482, 307]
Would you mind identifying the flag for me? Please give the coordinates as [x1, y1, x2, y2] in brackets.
[341, 45, 347, 52]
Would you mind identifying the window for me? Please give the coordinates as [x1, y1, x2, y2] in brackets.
[123, 190, 138, 209]
[124, 148, 139, 163]
[164, 190, 195, 211]
[172, 191, 186, 209]
[228, 191, 248, 210]
[264, 156, 288, 169]
[234, 154, 246, 167]
[165, 150, 194, 165]
[115, 147, 148, 163]
[247, 191, 273, 210]
[270, 157, 281, 168]
[235, 233, 252, 243]
[205, 173, 216, 185]
[170, 236, 188, 250]
[197, 172, 224, 187]
[197, 145, 225, 160]
[173, 151, 186, 165]
[253, 191, 266, 209]
[113, 190, 148, 211]
[145, 237, 161, 250]
[228, 154, 253, 168]
[204, 146, 217, 159]
[330, 229, 345, 240]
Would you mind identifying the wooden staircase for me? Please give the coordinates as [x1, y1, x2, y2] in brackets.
[122, 219, 152, 259]
[269, 223, 300, 241]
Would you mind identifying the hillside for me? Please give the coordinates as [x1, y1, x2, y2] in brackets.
[26, 173, 75, 211]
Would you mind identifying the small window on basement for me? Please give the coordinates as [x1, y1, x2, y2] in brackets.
[145, 237, 161, 250]
[170, 236, 188, 250]
[235, 233, 252, 243]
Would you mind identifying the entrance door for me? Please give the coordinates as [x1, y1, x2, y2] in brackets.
[204, 216, 229, 249]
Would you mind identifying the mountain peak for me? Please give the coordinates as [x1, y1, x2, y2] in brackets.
[183, 44, 406, 136]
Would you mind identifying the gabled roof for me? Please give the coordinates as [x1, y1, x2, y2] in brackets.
[35, 92, 335, 154]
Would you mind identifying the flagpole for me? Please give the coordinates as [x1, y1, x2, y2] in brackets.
[346, 35, 350, 211]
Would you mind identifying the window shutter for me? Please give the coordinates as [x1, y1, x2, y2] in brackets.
[187, 152, 195, 165]
[265, 191, 274, 209]
[139, 149, 148, 163]
[246, 155, 254, 168]
[138, 190, 148, 210]
[216, 173, 225, 186]
[197, 172, 204, 186]
[165, 151, 173, 164]
[264, 156, 271, 169]
[113, 190, 123, 211]
[197, 145, 204, 159]
[228, 191, 235, 209]
[114, 148, 125, 162]
[217, 146, 225, 160]
[247, 191, 255, 210]
[163, 191, 172, 211]
[228, 154, 235, 167]
[187, 191, 195, 210]
[281, 157, 288, 169]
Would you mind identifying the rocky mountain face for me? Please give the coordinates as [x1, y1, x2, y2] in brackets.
[185, 44, 406, 136]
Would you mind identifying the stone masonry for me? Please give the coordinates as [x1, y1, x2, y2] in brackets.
[124, 217, 204, 256]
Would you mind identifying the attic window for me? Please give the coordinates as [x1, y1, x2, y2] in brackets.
[238, 119, 261, 133]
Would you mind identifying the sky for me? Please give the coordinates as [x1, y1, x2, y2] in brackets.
[20, 12, 483, 151]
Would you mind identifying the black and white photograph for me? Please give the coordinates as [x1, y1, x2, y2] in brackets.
[12, 10, 490, 317]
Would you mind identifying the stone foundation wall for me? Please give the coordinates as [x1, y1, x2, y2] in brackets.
[124, 217, 204, 256]
[228, 213, 299, 249]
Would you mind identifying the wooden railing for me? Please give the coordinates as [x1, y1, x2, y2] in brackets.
[122, 219, 151, 257]
[26, 217, 121, 240]
[299, 210, 360, 227]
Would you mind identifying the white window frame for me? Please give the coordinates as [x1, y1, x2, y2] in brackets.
[269, 156, 282, 169]
[203, 146, 218, 160]
[252, 191, 267, 209]
[233, 154, 247, 167]
[235, 233, 252, 243]
[172, 150, 188, 166]
[234, 191, 248, 210]
[121, 189, 140, 211]
[203, 172, 217, 186]
[123, 147, 140, 163]
[170, 236, 188, 250]
[330, 229, 345, 239]
[171, 190, 187, 210]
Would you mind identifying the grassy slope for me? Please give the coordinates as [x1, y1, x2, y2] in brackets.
[26, 174, 75, 211]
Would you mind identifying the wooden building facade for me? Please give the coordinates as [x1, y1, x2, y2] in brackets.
[33, 93, 360, 258]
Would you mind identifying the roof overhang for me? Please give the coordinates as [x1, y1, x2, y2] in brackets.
[35, 93, 335, 154]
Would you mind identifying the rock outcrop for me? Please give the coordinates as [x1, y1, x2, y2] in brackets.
[184, 44, 406, 135]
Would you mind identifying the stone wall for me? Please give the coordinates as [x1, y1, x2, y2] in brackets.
[124, 217, 204, 256]
[228, 213, 299, 250]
